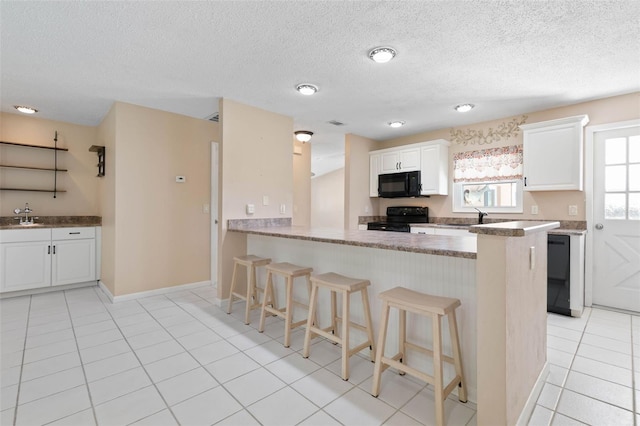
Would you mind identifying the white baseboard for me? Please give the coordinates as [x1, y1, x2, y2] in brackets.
[99, 280, 213, 303]
[0, 281, 98, 299]
[516, 362, 549, 426]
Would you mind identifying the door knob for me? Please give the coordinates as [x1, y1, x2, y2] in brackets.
[595, 223, 604, 230]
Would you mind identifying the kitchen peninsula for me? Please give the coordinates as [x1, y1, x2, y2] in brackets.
[230, 220, 559, 425]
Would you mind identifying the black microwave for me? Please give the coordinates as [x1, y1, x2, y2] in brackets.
[378, 171, 422, 198]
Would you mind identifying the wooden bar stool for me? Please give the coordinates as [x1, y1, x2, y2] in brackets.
[227, 255, 272, 325]
[258, 262, 314, 348]
[371, 287, 467, 426]
[303, 272, 376, 380]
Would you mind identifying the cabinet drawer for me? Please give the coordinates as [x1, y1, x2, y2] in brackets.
[0, 228, 51, 243]
[52, 227, 96, 240]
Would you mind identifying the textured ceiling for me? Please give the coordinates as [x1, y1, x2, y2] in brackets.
[2, 1, 639, 176]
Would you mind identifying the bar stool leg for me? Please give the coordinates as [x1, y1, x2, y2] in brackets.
[371, 300, 390, 397]
[258, 271, 273, 333]
[305, 274, 317, 328]
[244, 264, 253, 325]
[361, 286, 375, 361]
[227, 261, 239, 314]
[398, 308, 407, 374]
[284, 276, 294, 348]
[303, 283, 319, 358]
[432, 313, 444, 426]
[340, 289, 350, 380]
[330, 290, 338, 340]
[448, 310, 467, 403]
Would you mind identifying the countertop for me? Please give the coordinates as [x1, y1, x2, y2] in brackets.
[0, 216, 101, 230]
[230, 226, 478, 259]
[411, 222, 583, 235]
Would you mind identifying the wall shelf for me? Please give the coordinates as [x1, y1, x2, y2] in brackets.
[0, 132, 67, 197]
[0, 188, 67, 193]
[0, 165, 68, 172]
[0, 141, 68, 151]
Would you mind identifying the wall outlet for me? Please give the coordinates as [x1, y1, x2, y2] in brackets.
[280, 204, 286, 214]
[262, 195, 269, 206]
[202, 204, 209, 214]
[531, 205, 538, 215]
[364, 206, 370, 214]
[246, 204, 255, 215]
[568, 205, 578, 216]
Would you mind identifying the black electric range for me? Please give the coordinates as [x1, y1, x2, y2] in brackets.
[367, 206, 429, 233]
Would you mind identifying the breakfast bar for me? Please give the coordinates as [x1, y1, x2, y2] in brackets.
[230, 220, 559, 425]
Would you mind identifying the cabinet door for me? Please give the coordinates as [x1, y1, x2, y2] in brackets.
[398, 148, 421, 171]
[522, 116, 587, 191]
[52, 239, 96, 286]
[370, 154, 381, 197]
[420, 143, 448, 195]
[380, 151, 401, 173]
[0, 241, 51, 292]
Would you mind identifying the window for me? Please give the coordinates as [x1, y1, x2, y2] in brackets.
[452, 145, 523, 213]
[604, 134, 640, 220]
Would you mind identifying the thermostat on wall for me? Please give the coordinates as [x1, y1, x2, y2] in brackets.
[176, 176, 186, 183]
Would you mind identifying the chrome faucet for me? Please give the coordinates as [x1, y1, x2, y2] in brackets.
[14, 203, 34, 225]
[474, 207, 488, 224]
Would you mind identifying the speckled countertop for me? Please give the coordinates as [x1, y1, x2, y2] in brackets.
[0, 216, 101, 230]
[468, 221, 560, 237]
[231, 226, 478, 259]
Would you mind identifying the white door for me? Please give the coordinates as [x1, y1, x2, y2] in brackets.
[0, 241, 51, 291]
[52, 239, 96, 286]
[592, 124, 640, 312]
[211, 141, 219, 289]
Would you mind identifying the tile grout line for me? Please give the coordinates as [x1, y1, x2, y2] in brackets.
[547, 308, 592, 426]
[94, 288, 182, 425]
[11, 294, 32, 426]
[62, 289, 99, 426]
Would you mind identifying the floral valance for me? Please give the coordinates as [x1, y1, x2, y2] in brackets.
[453, 145, 523, 183]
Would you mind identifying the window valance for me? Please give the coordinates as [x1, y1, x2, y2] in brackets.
[453, 145, 523, 183]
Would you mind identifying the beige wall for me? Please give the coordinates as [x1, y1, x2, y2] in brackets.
[219, 98, 293, 299]
[366, 92, 640, 221]
[99, 102, 218, 296]
[96, 106, 117, 295]
[311, 167, 344, 229]
[0, 112, 99, 216]
[293, 140, 311, 226]
[344, 133, 379, 229]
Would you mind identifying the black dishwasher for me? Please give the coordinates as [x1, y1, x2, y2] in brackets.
[547, 234, 571, 316]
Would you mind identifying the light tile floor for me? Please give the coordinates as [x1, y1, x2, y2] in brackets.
[0, 286, 637, 425]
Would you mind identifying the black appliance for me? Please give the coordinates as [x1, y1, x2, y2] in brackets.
[378, 171, 422, 198]
[367, 206, 429, 232]
[548, 234, 571, 316]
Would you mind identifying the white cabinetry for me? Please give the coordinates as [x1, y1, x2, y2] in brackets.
[369, 139, 450, 197]
[420, 140, 449, 195]
[380, 148, 421, 173]
[0, 227, 97, 293]
[51, 228, 96, 286]
[369, 154, 381, 197]
[521, 115, 589, 191]
[0, 229, 51, 292]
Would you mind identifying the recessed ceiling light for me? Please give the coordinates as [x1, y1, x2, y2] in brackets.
[295, 84, 318, 96]
[294, 130, 313, 143]
[388, 121, 405, 128]
[454, 104, 475, 113]
[14, 105, 38, 114]
[369, 47, 397, 63]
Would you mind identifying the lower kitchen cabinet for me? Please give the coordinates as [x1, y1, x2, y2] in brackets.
[0, 227, 97, 293]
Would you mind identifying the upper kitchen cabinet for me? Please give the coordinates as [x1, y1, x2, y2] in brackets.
[370, 153, 381, 197]
[420, 139, 449, 195]
[380, 147, 421, 173]
[521, 115, 589, 191]
[369, 139, 449, 197]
